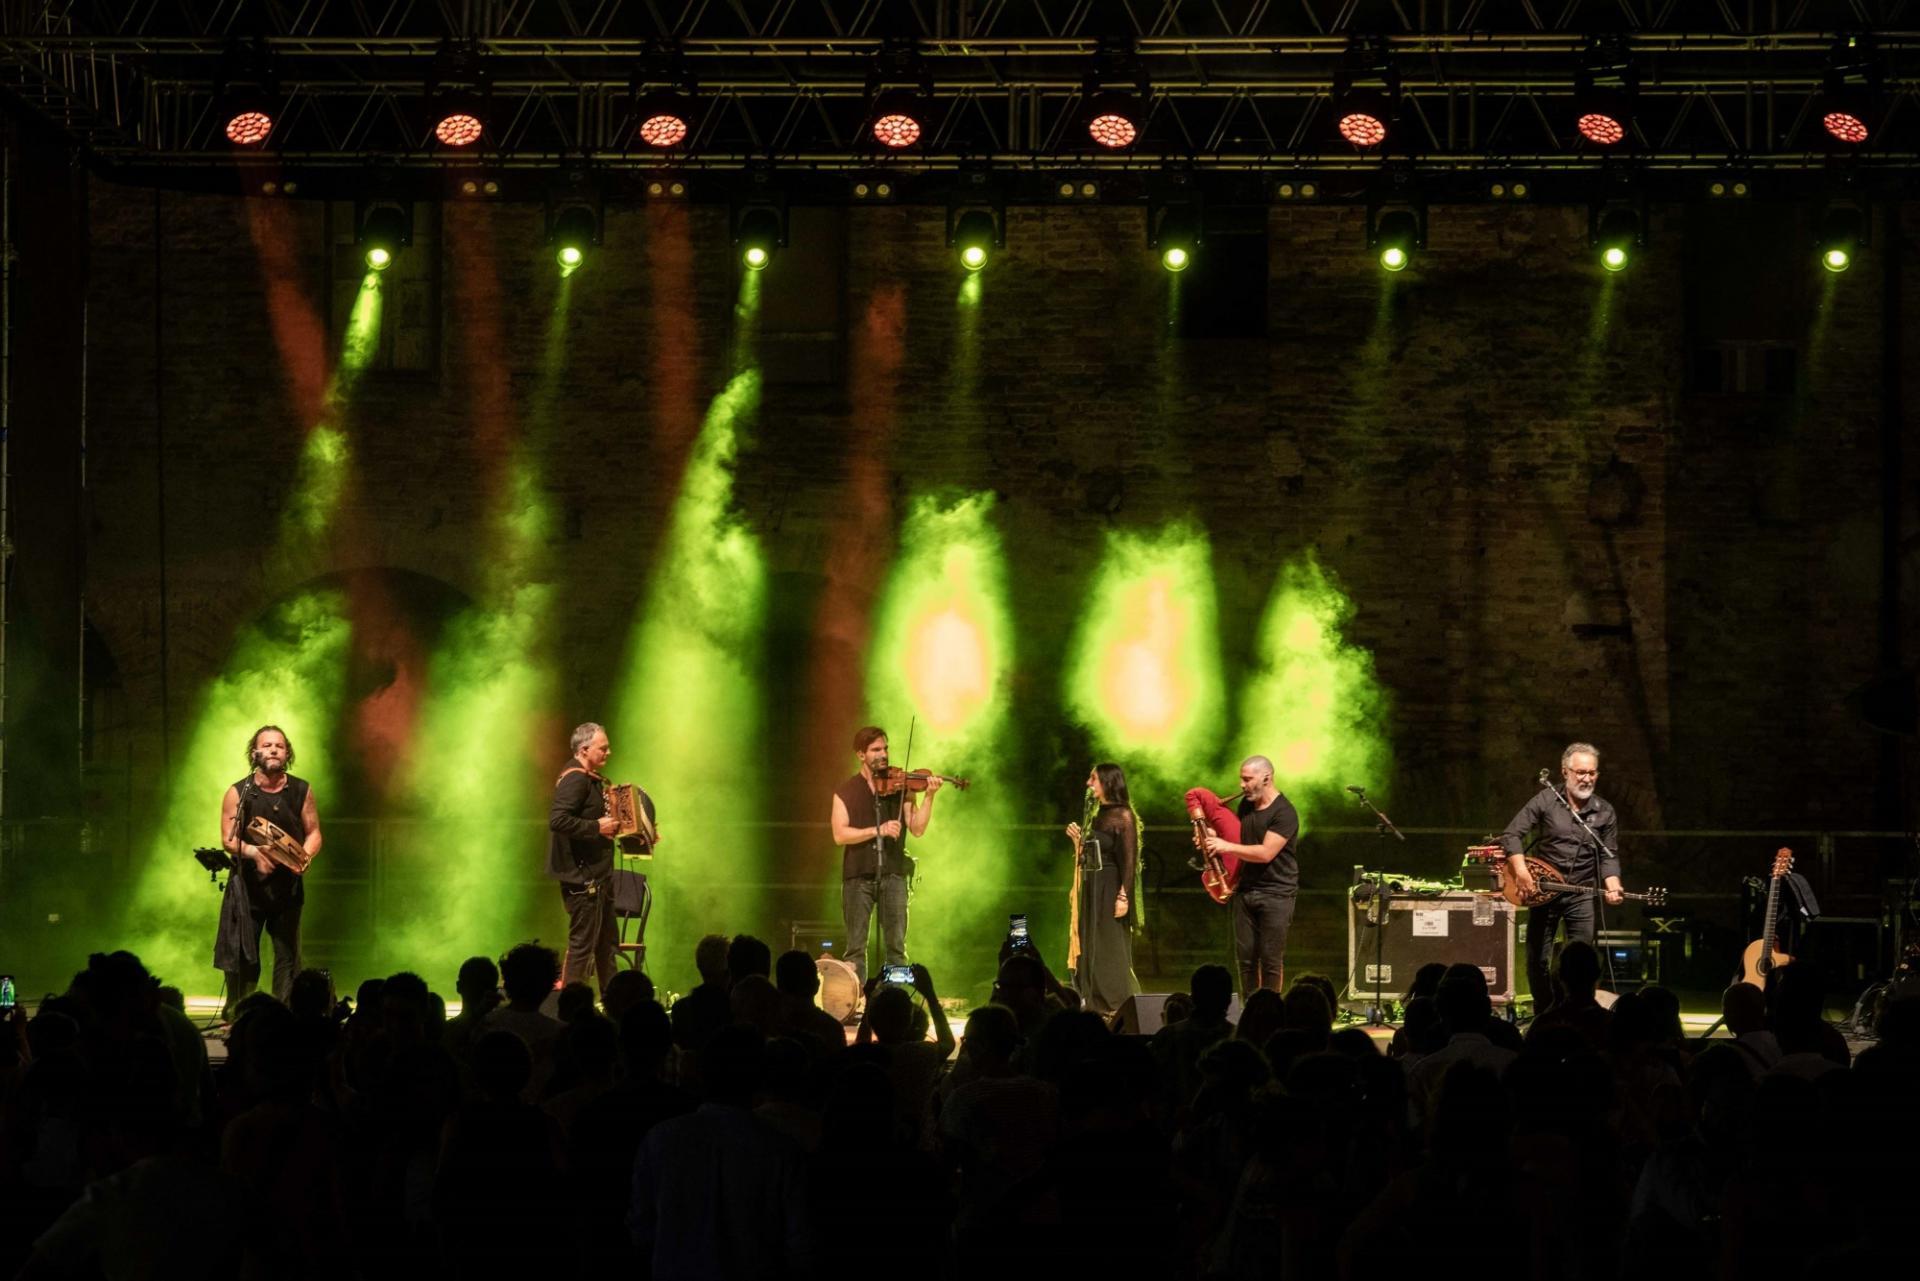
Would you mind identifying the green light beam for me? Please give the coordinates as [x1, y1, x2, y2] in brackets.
[125, 591, 352, 985]
[613, 362, 767, 996]
[390, 281, 571, 977]
[1235, 552, 1391, 803]
[1063, 523, 1225, 788]
[279, 274, 382, 550]
[124, 274, 387, 987]
[864, 491, 1015, 996]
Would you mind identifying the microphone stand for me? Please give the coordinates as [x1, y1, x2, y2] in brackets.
[1537, 774, 1621, 994]
[1349, 787, 1405, 1028]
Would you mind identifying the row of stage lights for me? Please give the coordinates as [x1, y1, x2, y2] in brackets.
[350, 190, 1873, 279]
[217, 36, 1891, 161]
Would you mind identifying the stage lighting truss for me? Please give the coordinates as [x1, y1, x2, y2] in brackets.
[1148, 199, 1202, 273]
[863, 37, 935, 152]
[1815, 201, 1867, 273]
[1367, 201, 1425, 272]
[547, 196, 603, 276]
[732, 196, 788, 270]
[1588, 199, 1646, 272]
[429, 41, 491, 149]
[216, 39, 278, 147]
[356, 199, 413, 272]
[632, 42, 699, 151]
[1081, 39, 1149, 151]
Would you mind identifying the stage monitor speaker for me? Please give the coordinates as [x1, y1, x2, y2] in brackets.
[1111, 992, 1243, 1036]
[1346, 891, 1516, 1006]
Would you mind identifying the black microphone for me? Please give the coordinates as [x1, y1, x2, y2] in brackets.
[252, 750, 264, 768]
[1346, 785, 1366, 796]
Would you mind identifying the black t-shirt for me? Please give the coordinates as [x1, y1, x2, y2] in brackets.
[1234, 792, 1301, 895]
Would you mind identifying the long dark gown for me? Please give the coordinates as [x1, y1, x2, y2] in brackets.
[1073, 803, 1140, 1015]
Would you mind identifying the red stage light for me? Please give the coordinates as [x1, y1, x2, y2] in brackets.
[1338, 111, 1387, 148]
[1088, 112, 1137, 149]
[872, 112, 923, 149]
[1577, 112, 1626, 146]
[225, 110, 273, 146]
[1823, 110, 1870, 144]
[639, 112, 689, 148]
[435, 112, 484, 147]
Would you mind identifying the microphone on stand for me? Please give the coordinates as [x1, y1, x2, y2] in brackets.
[1537, 768, 1551, 787]
[1345, 785, 1366, 796]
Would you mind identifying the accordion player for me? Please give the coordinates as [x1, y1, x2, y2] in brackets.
[605, 782, 658, 857]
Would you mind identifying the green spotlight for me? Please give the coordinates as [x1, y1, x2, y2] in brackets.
[950, 208, 998, 273]
[1152, 208, 1199, 275]
[735, 204, 783, 272]
[1816, 205, 1863, 274]
[356, 202, 410, 274]
[550, 203, 598, 277]
[1591, 205, 1643, 275]
[1371, 207, 1420, 273]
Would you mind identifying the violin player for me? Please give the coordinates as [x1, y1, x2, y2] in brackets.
[830, 725, 942, 984]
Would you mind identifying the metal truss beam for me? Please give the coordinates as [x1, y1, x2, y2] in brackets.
[2, 2, 1918, 177]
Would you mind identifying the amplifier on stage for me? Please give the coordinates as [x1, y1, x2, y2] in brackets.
[1346, 888, 1517, 1006]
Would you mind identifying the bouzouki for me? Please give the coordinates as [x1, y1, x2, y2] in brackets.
[1738, 848, 1795, 987]
[1481, 848, 1667, 909]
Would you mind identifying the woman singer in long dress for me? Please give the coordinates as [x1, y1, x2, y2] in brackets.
[1062, 762, 1141, 1016]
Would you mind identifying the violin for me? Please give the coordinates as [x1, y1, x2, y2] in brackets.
[873, 767, 971, 796]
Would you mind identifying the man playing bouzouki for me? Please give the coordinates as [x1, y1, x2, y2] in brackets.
[216, 725, 323, 1017]
[1501, 741, 1623, 1007]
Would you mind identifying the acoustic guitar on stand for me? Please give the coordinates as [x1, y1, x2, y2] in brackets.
[1738, 847, 1795, 987]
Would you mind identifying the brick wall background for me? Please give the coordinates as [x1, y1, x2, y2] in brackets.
[8, 172, 1915, 998]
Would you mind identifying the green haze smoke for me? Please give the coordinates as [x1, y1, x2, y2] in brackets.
[1063, 523, 1225, 788]
[864, 492, 1014, 994]
[125, 591, 351, 987]
[613, 368, 767, 995]
[389, 286, 569, 977]
[1236, 552, 1391, 803]
[280, 275, 381, 547]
